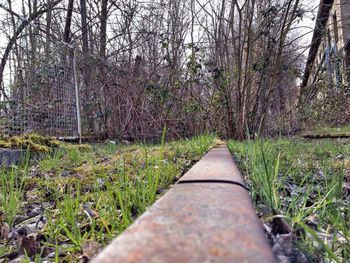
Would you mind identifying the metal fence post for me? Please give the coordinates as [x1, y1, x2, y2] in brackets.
[73, 49, 82, 144]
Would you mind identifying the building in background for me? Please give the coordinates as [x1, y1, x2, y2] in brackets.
[302, 0, 350, 89]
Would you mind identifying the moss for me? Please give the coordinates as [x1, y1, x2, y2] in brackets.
[0, 140, 12, 148]
[76, 144, 92, 151]
[30, 143, 50, 154]
[0, 133, 61, 153]
[63, 143, 92, 152]
[48, 139, 61, 147]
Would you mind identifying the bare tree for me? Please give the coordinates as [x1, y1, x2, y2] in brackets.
[0, 0, 308, 139]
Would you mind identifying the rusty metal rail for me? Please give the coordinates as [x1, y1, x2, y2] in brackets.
[92, 145, 276, 263]
[303, 133, 350, 139]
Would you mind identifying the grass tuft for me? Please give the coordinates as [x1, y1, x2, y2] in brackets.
[1, 133, 217, 261]
[228, 138, 350, 261]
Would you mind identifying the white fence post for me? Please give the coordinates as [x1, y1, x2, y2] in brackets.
[73, 49, 82, 144]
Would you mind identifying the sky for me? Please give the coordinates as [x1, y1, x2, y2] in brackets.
[298, 0, 319, 55]
[0, 0, 319, 85]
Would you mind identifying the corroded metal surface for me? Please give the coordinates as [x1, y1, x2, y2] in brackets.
[303, 133, 350, 138]
[92, 145, 276, 263]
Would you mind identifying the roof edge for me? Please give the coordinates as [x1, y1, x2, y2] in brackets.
[302, 0, 334, 87]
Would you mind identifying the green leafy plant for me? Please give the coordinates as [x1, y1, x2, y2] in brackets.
[0, 147, 30, 226]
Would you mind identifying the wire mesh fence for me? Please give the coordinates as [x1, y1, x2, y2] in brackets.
[0, 45, 80, 138]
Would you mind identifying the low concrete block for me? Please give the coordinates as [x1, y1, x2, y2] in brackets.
[0, 148, 26, 167]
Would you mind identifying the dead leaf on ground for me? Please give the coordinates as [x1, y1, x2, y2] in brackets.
[1, 222, 10, 240]
[18, 233, 40, 258]
[0, 211, 10, 240]
[334, 159, 350, 169]
[79, 240, 99, 262]
[306, 214, 319, 228]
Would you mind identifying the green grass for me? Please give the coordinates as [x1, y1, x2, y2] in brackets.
[227, 138, 350, 262]
[0, 148, 30, 226]
[0, 134, 217, 261]
[38, 149, 64, 173]
[307, 125, 350, 135]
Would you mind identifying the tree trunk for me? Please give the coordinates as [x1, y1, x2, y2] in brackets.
[100, 0, 108, 58]
[63, 0, 74, 43]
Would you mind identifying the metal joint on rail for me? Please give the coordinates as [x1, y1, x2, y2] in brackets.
[92, 145, 276, 263]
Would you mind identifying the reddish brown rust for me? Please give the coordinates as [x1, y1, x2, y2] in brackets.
[92, 145, 276, 263]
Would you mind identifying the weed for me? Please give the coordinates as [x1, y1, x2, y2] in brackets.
[38, 149, 63, 173]
[228, 138, 350, 261]
[59, 184, 83, 249]
[2, 133, 217, 261]
[0, 148, 30, 226]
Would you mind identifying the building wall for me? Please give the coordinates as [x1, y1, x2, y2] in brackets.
[340, 0, 350, 45]
[307, 0, 349, 87]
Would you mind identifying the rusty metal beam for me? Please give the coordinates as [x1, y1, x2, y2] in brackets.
[92, 145, 276, 263]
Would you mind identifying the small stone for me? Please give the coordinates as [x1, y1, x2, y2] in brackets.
[36, 220, 45, 230]
[271, 217, 292, 235]
[288, 248, 308, 263]
[60, 171, 73, 177]
[122, 140, 131, 145]
[272, 234, 307, 263]
[97, 178, 105, 188]
[15, 215, 42, 229]
[27, 207, 42, 218]
[46, 252, 56, 258]
[42, 202, 54, 209]
[16, 225, 34, 236]
[45, 250, 67, 258]
[83, 203, 96, 218]
[13, 215, 29, 225]
[306, 214, 319, 228]
[9, 256, 27, 263]
[156, 188, 166, 195]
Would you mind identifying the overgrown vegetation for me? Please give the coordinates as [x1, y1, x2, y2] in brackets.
[299, 86, 350, 131]
[228, 138, 350, 262]
[0, 134, 216, 262]
[0, 0, 309, 140]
